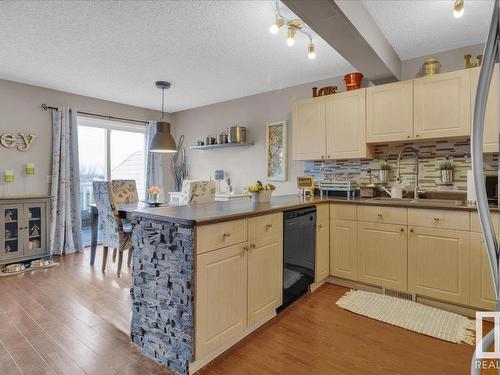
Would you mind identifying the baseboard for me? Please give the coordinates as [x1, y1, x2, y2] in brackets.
[189, 311, 276, 374]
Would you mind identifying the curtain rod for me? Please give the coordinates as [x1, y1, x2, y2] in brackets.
[41, 104, 149, 125]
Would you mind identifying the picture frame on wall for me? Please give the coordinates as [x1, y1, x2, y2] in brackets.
[266, 121, 288, 182]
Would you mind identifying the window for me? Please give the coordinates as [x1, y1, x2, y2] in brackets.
[78, 116, 145, 245]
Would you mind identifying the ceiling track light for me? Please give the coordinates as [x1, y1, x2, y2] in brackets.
[454, 0, 464, 18]
[269, 0, 316, 60]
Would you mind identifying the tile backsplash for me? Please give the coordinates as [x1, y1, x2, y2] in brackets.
[304, 139, 498, 191]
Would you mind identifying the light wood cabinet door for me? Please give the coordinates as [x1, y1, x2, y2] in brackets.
[408, 226, 469, 304]
[247, 233, 283, 326]
[330, 219, 358, 280]
[470, 232, 496, 310]
[325, 89, 371, 159]
[292, 97, 326, 160]
[367, 80, 413, 142]
[358, 222, 408, 291]
[471, 65, 499, 153]
[414, 69, 471, 140]
[315, 219, 329, 282]
[196, 243, 248, 359]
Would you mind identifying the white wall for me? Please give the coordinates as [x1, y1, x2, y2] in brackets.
[171, 76, 345, 196]
[0, 79, 162, 197]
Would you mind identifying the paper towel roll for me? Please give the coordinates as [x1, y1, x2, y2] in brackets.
[467, 170, 477, 204]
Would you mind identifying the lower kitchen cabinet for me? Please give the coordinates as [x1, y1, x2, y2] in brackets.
[315, 205, 330, 282]
[247, 233, 283, 325]
[470, 232, 496, 310]
[408, 227, 470, 305]
[330, 219, 358, 280]
[195, 242, 248, 359]
[358, 221, 408, 291]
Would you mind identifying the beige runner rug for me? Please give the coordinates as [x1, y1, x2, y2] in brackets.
[336, 290, 475, 345]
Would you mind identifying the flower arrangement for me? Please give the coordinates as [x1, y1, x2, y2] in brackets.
[379, 161, 392, 171]
[148, 185, 161, 201]
[248, 180, 276, 193]
[379, 160, 392, 183]
[438, 159, 455, 184]
[248, 181, 275, 203]
[438, 160, 455, 170]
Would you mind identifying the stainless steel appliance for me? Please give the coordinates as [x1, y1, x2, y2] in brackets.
[471, 0, 500, 369]
[228, 126, 246, 143]
[279, 206, 316, 312]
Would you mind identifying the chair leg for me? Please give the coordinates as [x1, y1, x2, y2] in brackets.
[127, 246, 133, 268]
[112, 248, 117, 262]
[117, 250, 124, 277]
[102, 246, 109, 272]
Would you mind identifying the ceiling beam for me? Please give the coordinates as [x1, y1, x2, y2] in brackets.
[282, 0, 401, 84]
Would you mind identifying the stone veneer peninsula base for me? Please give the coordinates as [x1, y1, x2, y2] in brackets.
[130, 216, 194, 375]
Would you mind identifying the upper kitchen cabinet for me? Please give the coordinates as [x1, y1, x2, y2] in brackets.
[366, 80, 413, 143]
[292, 97, 326, 160]
[414, 69, 471, 140]
[325, 89, 372, 159]
[471, 65, 498, 153]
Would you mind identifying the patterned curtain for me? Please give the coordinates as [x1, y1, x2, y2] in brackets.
[49, 107, 83, 255]
[145, 121, 163, 200]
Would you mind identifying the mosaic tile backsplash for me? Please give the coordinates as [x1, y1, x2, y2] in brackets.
[304, 139, 498, 191]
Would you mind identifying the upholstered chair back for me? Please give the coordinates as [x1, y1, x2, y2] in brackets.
[92, 181, 131, 250]
[178, 180, 216, 205]
[111, 179, 139, 204]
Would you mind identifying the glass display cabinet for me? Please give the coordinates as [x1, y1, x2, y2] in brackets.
[0, 197, 50, 265]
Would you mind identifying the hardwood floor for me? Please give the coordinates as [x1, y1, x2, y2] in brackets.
[0, 248, 483, 374]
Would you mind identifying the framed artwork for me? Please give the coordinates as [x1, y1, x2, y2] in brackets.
[266, 121, 288, 181]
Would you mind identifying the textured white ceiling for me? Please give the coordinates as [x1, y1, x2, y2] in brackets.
[362, 0, 493, 60]
[0, 1, 354, 112]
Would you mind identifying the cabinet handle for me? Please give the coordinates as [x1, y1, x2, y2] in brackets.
[410, 228, 414, 233]
[433, 217, 440, 221]
[407, 135, 410, 139]
[377, 213, 383, 217]
[416, 134, 420, 138]
[242, 246, 248, 255]
[400, 228, 404, 232]
[223, 232, 231, 238]
[318, 223, 323, 229]
[327, 155, 330, 159]
[321, 155, 324, 159]
[265, 224, 273, 231]
[250, 243, 256, 249]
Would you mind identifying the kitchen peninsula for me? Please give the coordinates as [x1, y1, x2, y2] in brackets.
[130, 194, 494, 375]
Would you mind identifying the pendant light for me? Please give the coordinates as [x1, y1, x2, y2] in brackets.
[149, 81, 177, 153]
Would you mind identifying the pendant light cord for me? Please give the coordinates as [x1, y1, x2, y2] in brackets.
[161, 87, 165, 120]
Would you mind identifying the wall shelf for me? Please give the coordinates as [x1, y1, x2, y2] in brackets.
[190, 142, 254, 150]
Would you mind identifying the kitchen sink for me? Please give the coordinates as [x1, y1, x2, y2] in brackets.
[365, 197, 466, 207]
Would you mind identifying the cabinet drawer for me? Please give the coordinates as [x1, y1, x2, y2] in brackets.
[408, 209, 468, 231]
[197, 219, 248, 254]
[330, 204, 356, 220]
[316, 204, 329, 223]
[357, 205, 407, 225]
[470, 212, 499, 233]
[248, 213, 282, 240]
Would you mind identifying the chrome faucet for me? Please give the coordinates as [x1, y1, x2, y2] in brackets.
[396, 146, 420, 199]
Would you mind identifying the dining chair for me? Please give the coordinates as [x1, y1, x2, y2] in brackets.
[111, 179, 138, 266]
[178, 180, 216, 205]
[92, 181, 133, 277]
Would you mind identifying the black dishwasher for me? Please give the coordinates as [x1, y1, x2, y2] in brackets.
[279, 206, 316, 311]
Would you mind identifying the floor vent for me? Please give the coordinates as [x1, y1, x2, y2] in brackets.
[382, 288, 416, 301]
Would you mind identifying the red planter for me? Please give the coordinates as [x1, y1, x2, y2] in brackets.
[344, 72, 364, 91]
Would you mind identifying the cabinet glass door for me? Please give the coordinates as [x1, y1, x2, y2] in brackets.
[0, 205, 23, 260]
[24, 204, 46, 256]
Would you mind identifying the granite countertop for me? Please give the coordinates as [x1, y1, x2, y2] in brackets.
[132, 194, 490, 226]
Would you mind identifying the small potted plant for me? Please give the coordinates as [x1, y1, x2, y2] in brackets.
[438, 159, 455, 184]
[379, 160, 392, 183]
[148, 185, 162, 202]
[248, 181, 276, 203]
